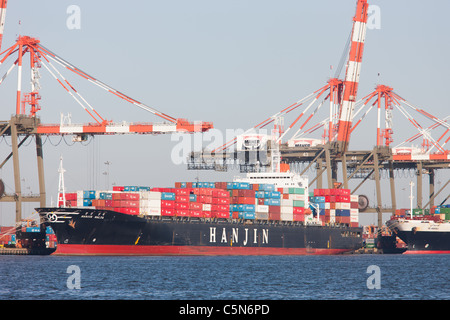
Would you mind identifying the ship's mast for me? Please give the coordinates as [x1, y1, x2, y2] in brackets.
[58, 156, 66, 207]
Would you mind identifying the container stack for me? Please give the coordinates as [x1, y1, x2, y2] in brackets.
[393, 205, 450, 221]
[310, 189, 359, 227]
[45, 226, 57, 248]
[61, 183, 362, 226]
[0, 226, 16, 247]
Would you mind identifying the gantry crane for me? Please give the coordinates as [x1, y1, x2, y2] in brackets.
[0, 1, 213, 223]
[187, 0, 449, 226]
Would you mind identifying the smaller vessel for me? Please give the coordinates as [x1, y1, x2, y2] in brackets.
[386, 217, 450, 254]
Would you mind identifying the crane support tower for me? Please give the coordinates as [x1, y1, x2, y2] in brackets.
[0, 1, 213, 223]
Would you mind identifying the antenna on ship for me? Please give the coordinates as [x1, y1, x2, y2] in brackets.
[58, 156, 66, 208]
[409, 181, 415, 219]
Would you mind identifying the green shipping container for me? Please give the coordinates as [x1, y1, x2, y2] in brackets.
[412, 209, 423, 215]
[440, 207, 450, 214]
[289, 188, 305, 195]
[293, 200, 305, 207]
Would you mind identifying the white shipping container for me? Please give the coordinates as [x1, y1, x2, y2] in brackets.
[341, 203, 351, 209]
[335, 203, 342, 209]
[147, 207, 162, 216]
[325, 202, 330, 210]
[289, 194, 306, 201]
[350, 215, 359, 223]
[350, 195, 359, 202]
[330, 209, 336, 217]
[255, 212, 269, 220]
[281, 199, 293, 206]
[77, 198, 84, 207]
[350, 209, 359, 215]
[149, 192, 162, 200]
[148, 200, 162, 208]
[77, 190, 83, 199]
[329, 216, 336, 223]
[256, 205, 269, 213]
[280, 212, 293, 221]
[139, 191, 150, 200]
[281, 206, 294, 214]
[202, 204, 211, 211]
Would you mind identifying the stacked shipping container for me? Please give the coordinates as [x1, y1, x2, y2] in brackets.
[310, 188, 359, 227]
[61, 183, 362, 226]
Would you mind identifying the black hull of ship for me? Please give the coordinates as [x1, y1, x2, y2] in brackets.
[36, 208, 363, 256]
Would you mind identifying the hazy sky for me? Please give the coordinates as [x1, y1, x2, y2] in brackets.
[0, 0, 448, 225]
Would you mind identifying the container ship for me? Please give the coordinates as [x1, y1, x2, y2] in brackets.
[0, 220, 56, 255]
[386, 206, 450, 254]
[37, 172, 363, 256]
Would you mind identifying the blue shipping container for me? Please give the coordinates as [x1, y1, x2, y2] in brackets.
[243, 204, 255, 212]
[264, 199, 280, 206]
[83, 191, 96, 199]
[83, 199, 93, 206]
[264, 191, 280, 199]
[259, 184, 275, 191]
[314, 196, 326, 203]
[161, 192, 175, 200]
[46, 226, 54, 234]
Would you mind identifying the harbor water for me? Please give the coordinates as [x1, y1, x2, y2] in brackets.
[0, 254, 449, 300]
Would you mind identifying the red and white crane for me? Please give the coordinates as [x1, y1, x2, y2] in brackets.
[0, 31, 213, 136]
[335, 0, 369, 153]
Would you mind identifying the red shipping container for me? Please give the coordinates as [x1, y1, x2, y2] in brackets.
[269, 206, 281, 214]
[126, 201, 140, 208]
[161, 208, 175, 216]
[175, 202, 189, 210]
[203, 211, 213, 218]
[65, 193, 77, 201]
[341, 189, 351, 196]
[293, 213, 305, 222]
[269, 212, 281, 220]
[231, 190, 239, 197]
[189, 210, 203, 217]
[105, 200, 113, 207]
[337, 195, 350, 202]
[112, 193, 122, 200]
[238, 197, 254, 205]
[214, 211, 229, 219]
[161, 200, 174, 208]
[112, 200, 122, 207]
[212, 189, 229, 198]
[124, 193, 140, 200]
[189, 202, 202, 210]
[293, 207, 304, 214]
[253, 184, 259, 191]
[113, 186, 125, 192]
[198, 196, 213, 203]
[258, 199, 265, 205]
[199, 188, 213, 196]
[212, 197, 230, 205]
[238, 190, 255, 197]
[351, 202, 359, 209]
[123, 208, 139, 215]
[174, 188, 189, 196]
[176, 209, 189, 217]
[212, 205, 229, 212]
[176, 195, 189, 203]
[232, 212, 240, 219]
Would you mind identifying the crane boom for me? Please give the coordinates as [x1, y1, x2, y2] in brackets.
[336, 0, 369, 153]
[0, 0, 7, 52]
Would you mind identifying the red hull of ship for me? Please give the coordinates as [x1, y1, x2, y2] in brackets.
[53, 244, 350, 256]
[403, 250, 450, 255]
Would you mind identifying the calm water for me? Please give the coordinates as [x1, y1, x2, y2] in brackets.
[0, 254, 449, 300]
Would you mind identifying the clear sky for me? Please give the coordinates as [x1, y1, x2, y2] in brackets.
[0, 0, 448, 226]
